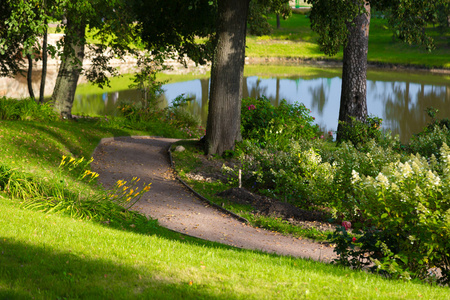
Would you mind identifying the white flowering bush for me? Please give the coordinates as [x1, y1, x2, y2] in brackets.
[314, 140, 401, 219]
[347, 144, 450, 284]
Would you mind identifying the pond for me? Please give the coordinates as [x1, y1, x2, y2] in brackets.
[73, 66, 450, 143]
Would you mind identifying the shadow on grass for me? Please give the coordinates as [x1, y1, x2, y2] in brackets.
[0, 236, 239, 300]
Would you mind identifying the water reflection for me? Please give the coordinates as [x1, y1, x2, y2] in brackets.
[73, 69, 449, 143]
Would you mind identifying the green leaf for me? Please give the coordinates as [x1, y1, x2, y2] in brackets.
[381, 213, 388, 219]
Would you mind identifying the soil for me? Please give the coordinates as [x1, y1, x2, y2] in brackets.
[185, 153, 337, 233]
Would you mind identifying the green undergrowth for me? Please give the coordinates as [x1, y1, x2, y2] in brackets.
[1, 117, 450, 297]
[170, 140, 332, 241]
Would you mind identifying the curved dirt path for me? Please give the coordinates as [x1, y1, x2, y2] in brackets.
[92, 136, 336, 262]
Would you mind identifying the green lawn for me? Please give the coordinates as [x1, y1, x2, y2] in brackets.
[246, 13, 450, 68]
[1, 119, 450, 298]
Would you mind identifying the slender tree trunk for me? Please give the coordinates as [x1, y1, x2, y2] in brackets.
[336, 1, 370, 141]
[276, 14, 281, 29]
[39, 24, 48, 103]
[52, 19, 86, 119]
[26, 54, 35, 100]
[205, 0, 251, 155]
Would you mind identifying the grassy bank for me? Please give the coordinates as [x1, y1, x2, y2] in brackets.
[1, 114, 449, 298]
[246, 13, 450, 69]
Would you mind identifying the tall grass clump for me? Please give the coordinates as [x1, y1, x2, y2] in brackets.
[0, 97, 58, 121]
[0, 154, 155, 229]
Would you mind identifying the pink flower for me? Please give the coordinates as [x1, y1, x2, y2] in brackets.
[248, 105, 256, 110]
[352, 237, 357, 243]
[342, 221, 352, 230]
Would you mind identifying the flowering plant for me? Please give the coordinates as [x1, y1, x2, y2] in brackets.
[342, 144, 450, 284]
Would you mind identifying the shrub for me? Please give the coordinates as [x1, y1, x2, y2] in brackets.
[117, 94, 204, 139]
[241, 96, 321, 150]
[309, 140, 402, 220]
[0, 97, 58, 121]
[408, 125, 450, 159]
[406, 107, 450, 158]
[337, 115, 383, 146]
[332, 144, 450, 284]
[236, 140, 304, 203]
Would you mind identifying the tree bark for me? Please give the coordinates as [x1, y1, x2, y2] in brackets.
[276, 14, 281, 29]
[39, 25, 48, 104]
[205, 0, 251, 155]
[52, 19, 86, 119]
[336, 1, 370, 141]
[26, 54, 35, 100]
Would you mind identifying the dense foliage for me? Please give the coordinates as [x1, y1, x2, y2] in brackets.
[241, 96, 322, 149]
[0, 97, 58, 121]
[235, 97, 450, 284]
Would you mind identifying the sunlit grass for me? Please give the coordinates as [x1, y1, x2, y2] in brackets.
[246, 13, 449, 69]
[1, 119, 450, 298]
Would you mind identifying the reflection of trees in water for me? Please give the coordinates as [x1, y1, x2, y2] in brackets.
[245, 77, 272, 103]
[309, 78, 330, 115]
[73, 74, 449, 144]
[384, 82, 448, 142]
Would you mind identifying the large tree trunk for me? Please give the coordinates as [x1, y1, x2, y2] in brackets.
[52, 19, 86, 119]
[205, 0, 251, 155]
[336, 1, 370, 141]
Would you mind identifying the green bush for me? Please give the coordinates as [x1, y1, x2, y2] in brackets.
[236, 140, 304, 203]
[338, 116, 383, 146]
[118, 95, 204, 138]
[0, 97, 58, 121]
[241, 96, 321, 150]
[408, 125, 450, 159]
[332, 144, 450, 284]
[316, 140, 402, 219]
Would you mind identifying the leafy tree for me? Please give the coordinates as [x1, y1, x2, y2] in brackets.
[134, 0, 250, 155]
[0, 0, 51, 103]
[1, 0, 142, 118]
[307, 0, 444, 141]
[248, 0, 291, 35]
[52, 0, 140, 119]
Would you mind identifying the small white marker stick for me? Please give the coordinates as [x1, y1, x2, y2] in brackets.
[239, 169, 242, 188]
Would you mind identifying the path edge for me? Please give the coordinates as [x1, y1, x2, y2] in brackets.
[168, 144, 250, 225]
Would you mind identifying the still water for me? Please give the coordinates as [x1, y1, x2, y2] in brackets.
[73, 68, 450, 143]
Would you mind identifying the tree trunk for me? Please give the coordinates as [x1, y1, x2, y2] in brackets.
[205, 0, 251, 155]
[52, 19, 86, 119]
[336, 1, 370, 141]
[276, 14, 281, 29]
[26, 54, 35, 100]
[39, 24, 48, 104]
